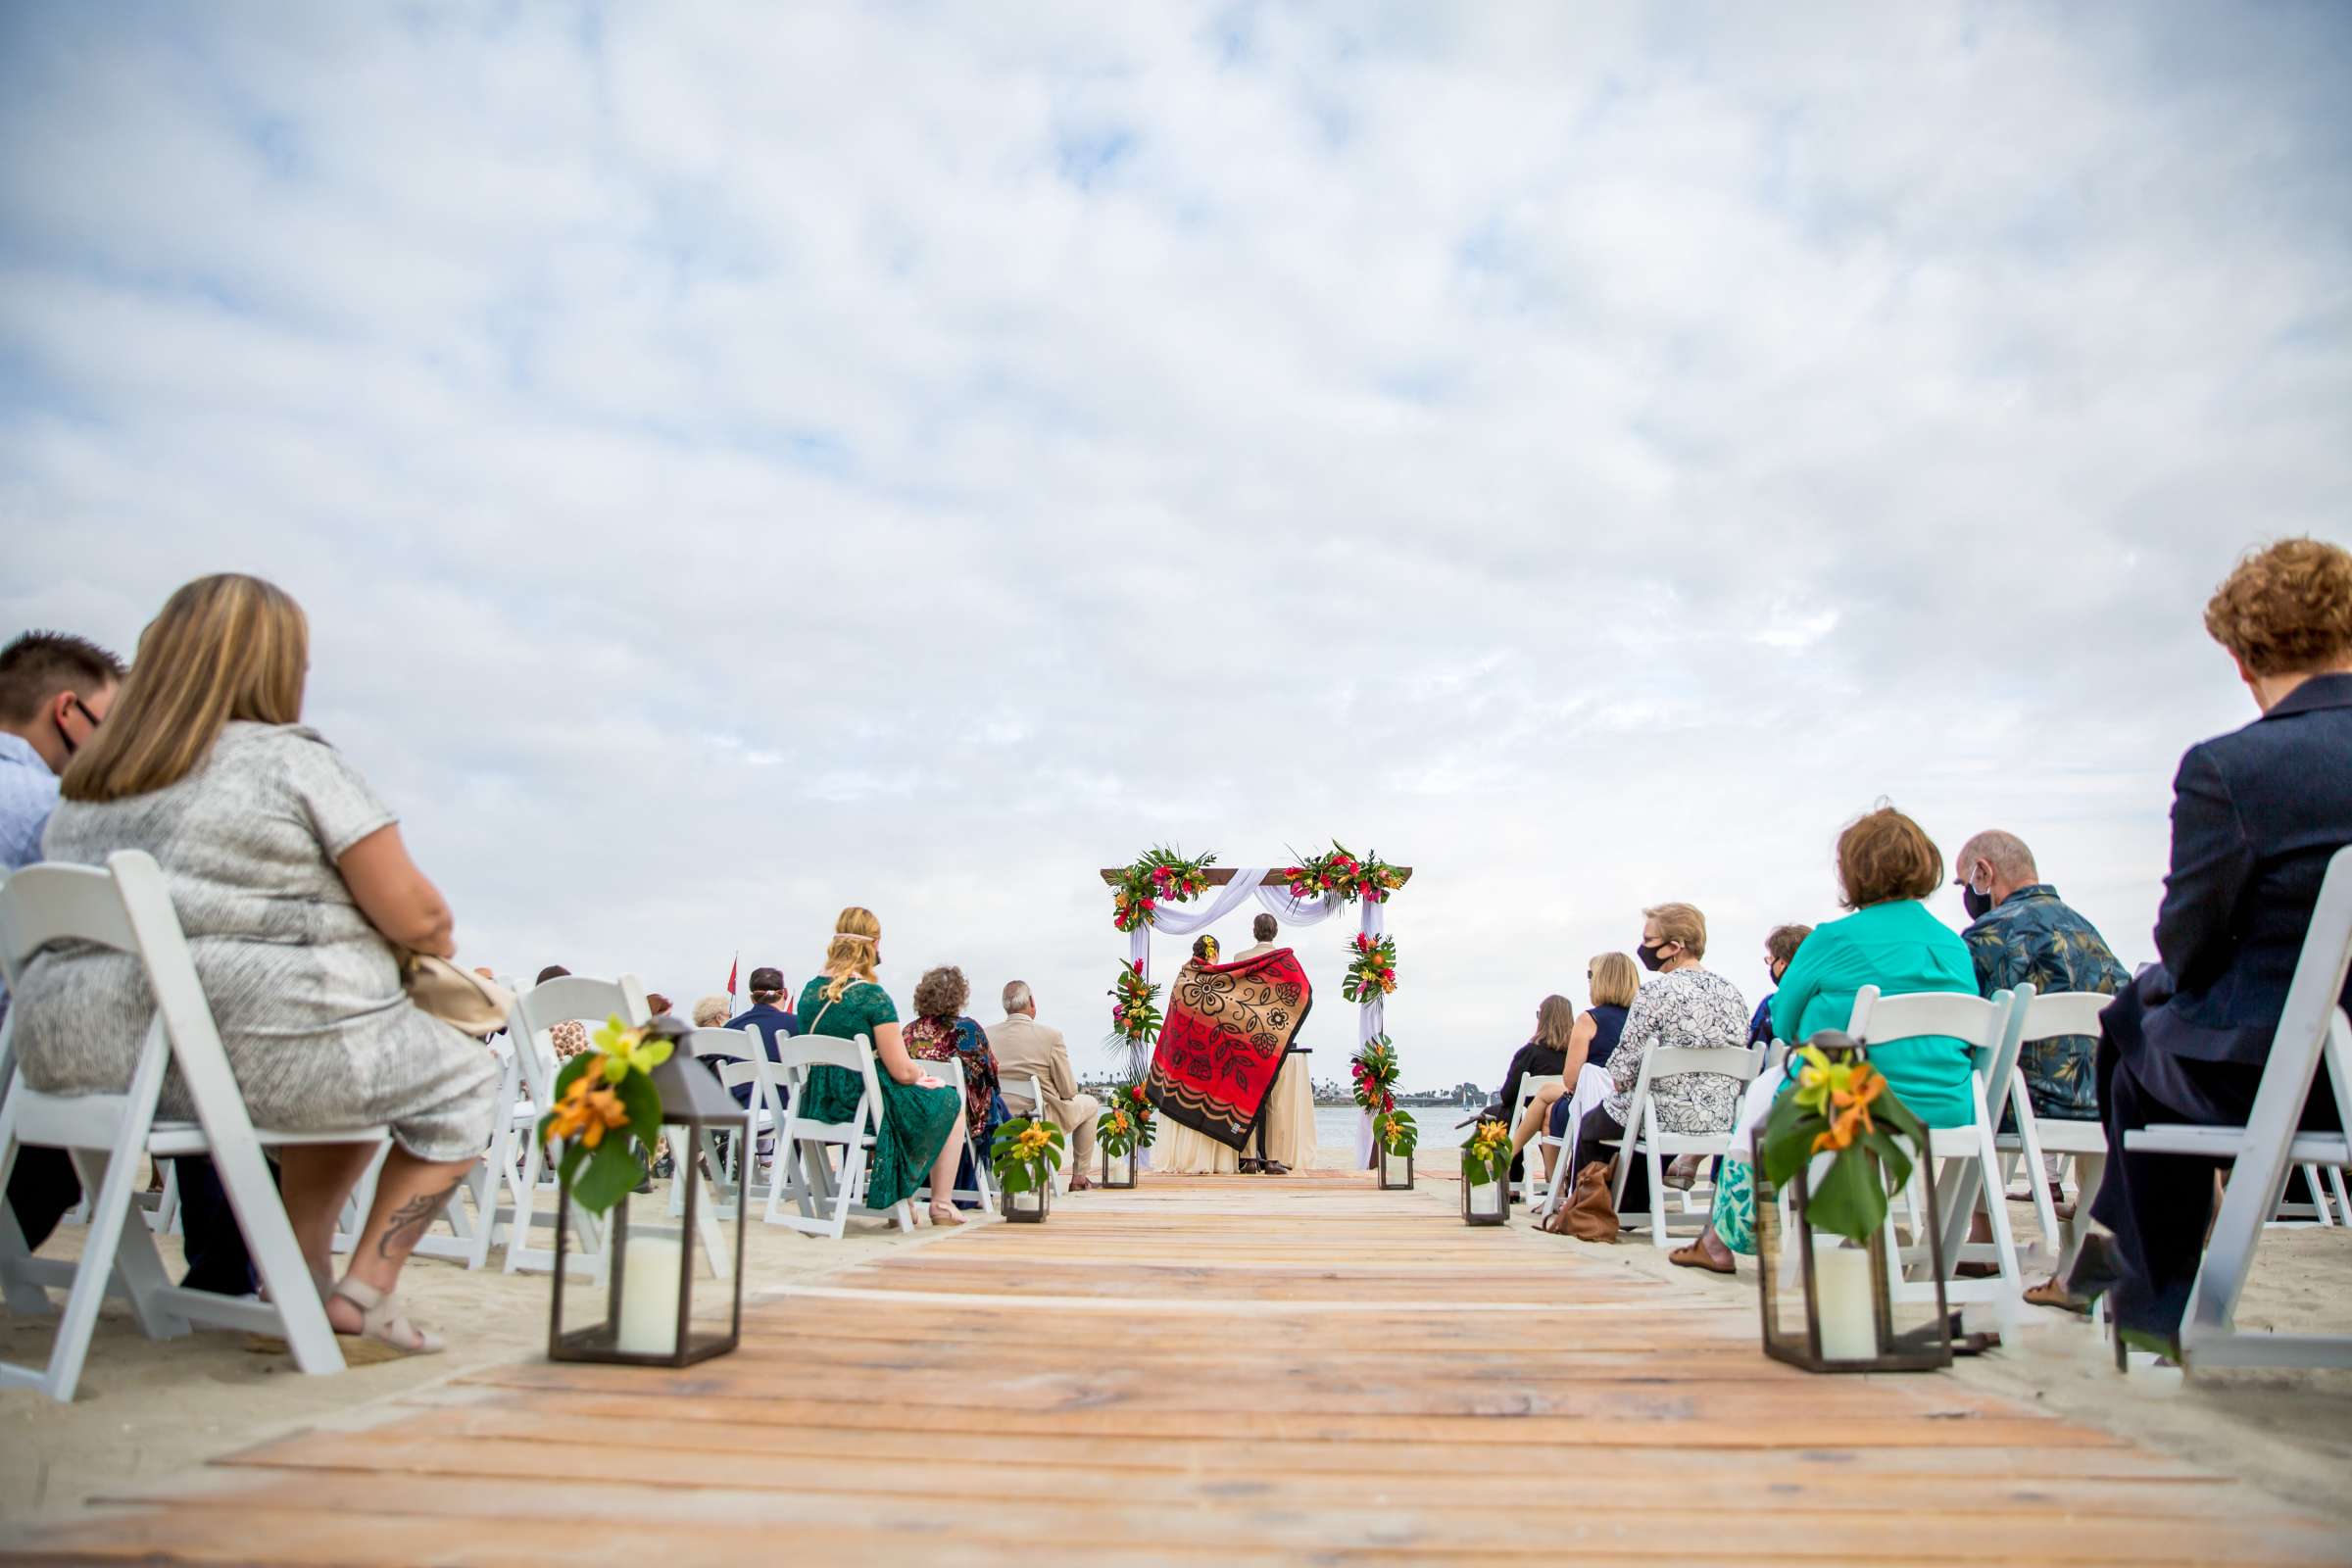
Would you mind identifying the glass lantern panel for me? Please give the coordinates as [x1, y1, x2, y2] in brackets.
[1466, 1176, 1506, 1218]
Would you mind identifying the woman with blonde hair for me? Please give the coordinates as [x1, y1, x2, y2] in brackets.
[1509, 955, 1640, 1182]
[792, 907, 969, 1225]
[13, 574, 500, 1354]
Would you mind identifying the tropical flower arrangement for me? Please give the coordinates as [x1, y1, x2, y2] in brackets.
[1342, 932, 1399, 1003]
[1349, 1035, 1400, 1115]
[1373, 1106, 1419, 1158]
[538, 1014, 673, 1215]
[1281, 842, 1405, 905]
[1758, 1040, 1929, 1244]
[1106, 960, 1163, 1047]
[1109, 846, 1218, 932]
[1098, 1087, 1158, 1159]
[990, 1115, 1066, 1197]
[1461, 1118, 1512, 1188]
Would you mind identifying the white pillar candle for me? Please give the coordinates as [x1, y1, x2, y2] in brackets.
[1812, 1240, 1877, 1361]
[615, 1236, 684, 1356]
[1471, 1178, 1503, 1216]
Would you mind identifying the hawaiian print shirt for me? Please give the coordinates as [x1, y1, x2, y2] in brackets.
[1603, 966, 1751, 1133]
[1962, 884, 2129, 1120]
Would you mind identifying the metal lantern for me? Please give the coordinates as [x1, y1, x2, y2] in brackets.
[1752, 1126, 1952, 1374]
[549, 1042, 750, 1367]
[1462, 1163, 1508, 1226]
[1377, 1145, 1414, 1190]
[1004, 1171, 1053, 1223]
[1102, 1143, 1138, 1189]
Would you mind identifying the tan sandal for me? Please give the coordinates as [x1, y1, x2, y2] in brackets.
[1668, 1241, 1736, 1275]
[927, 1203, 965, 1227]
[329, 1278, 444, 1357]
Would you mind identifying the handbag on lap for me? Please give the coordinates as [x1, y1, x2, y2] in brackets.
[400, 953, 512, 1035]
[1540, 1159, 1621, 1243]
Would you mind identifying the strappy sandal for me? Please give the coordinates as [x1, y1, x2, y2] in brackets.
[927, 1203, 965, 1227]
[1667, 1241, 1736, 1275]
[328, 1278, 445, 1358]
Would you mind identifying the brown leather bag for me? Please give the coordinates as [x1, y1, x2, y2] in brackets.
[1541, 1159, 1621, 1242]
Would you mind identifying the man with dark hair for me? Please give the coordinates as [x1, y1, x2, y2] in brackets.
[0, 631, 124, 866]
[0, 631, 126, 1266]
[724, 966, 798, 1109]
[1231, 914, 1304, 1174]
[1249, 912, 1279, 948]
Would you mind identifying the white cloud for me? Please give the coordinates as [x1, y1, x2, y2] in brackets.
[3, 1, 2347, 1093]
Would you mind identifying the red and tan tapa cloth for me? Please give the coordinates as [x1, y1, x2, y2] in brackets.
[1146, 948, 1314, 1152]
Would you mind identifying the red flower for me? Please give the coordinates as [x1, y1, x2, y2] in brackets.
[1382, 1094, 1396, 1111]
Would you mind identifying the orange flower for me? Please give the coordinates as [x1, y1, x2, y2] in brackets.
[1809, 1069, 1886, 1154]
[547, 1073, 629, 1149]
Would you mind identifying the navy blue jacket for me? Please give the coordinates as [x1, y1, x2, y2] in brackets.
[2145, 672, 2352, 1064]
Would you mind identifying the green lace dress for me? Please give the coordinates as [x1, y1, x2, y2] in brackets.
[795, 978, 961, 1210]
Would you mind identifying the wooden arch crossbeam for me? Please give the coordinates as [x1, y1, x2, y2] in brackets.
[1096, 867, 1413, 888]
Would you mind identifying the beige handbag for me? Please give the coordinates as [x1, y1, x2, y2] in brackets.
[401, 953, 513, 1035]
[1540, 1159, 1623, 1243]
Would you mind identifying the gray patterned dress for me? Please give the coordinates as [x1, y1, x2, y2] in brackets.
[13, 722, 500, 1162]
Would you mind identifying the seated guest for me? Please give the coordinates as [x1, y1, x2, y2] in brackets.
[1568, 906, 1748, 1222]
[691, 995, 732, 1028]
[1750, 924, 1813, 1047]
[2070, 538, 2352, 1354]
[1494, 994, 1575, 1181]
[1956, 828, 2129, 1264]
[793, 907, 969, 1226]
[1673, 807, 1984, 1272]
[12, 575, 501, 1352]
[905, 964, 1006, 1154]
[535, 964, 592, 1060]
[724, 966, 800, 1107]
[988, 981, 1101, 1190]
[1513, 954, 1642, 1180]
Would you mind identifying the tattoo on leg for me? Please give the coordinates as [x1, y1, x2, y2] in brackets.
[375, 1176, 466, 1260]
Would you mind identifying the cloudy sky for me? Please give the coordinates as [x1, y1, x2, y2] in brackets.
[3, 4, 2347, 1096]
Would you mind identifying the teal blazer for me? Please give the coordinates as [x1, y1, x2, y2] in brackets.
[1769, 899, 1981, 1128]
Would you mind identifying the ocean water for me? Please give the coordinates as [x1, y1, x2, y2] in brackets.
[1312, 1102, 1476, 1153]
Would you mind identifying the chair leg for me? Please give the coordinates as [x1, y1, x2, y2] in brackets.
[2329, 1166, 2352, 1227]
[1646, 1143, 1668, 1248]
[2302, 1164, 2333, 1227]
[43, 1143, 155, 1399]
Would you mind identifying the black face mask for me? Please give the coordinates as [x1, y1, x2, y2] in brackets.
[1638, 941, 1670, 972]
[1961, 885, 1993, 921]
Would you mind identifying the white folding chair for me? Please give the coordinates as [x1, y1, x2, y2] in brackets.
[908, 1056, 996, 1216]
[1843, 984, 2024, 1305]
[0, 852, 388, 1401]
[769, 1034, 915, 1237]
[499, 973, 651, 1279]
[1000, 1070, 1071, 1195]
[672, 1027, 763, 1221]
[1995, 990, 2116, 1259]
[1608, 1047, 1766, 1247]
[1507, 1076, 1544, 1205]
[2126, 846, 2352, 1371]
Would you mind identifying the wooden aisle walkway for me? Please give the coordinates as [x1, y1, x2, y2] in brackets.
[21, 1172, 2351, 1565]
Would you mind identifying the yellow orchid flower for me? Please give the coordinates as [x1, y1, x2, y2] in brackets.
[590, 1014, 674, 1084]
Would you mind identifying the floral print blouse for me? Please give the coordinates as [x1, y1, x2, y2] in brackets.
[1601, 965, 1751, 1133]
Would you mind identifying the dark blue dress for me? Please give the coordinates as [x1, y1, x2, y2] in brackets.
[1548, 1004, 1630, 1136]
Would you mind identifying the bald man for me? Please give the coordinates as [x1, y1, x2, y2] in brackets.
[1955, 830, 2130, 1127]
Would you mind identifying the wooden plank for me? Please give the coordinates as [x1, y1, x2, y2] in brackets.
[22, 1172, 2346, 1565]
